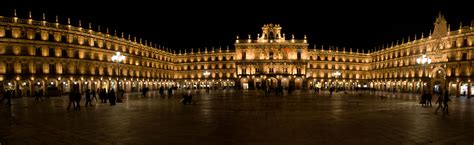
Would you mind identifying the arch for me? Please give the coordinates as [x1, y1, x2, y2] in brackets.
[240, 77, 249, 89]
[431, 66, 446, 79]
[265, 77, 283, 88]
[294, 77, 303, 89]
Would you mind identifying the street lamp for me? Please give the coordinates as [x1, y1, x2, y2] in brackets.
[332, 71, 341, 90]
[112, 52, 125, 91]
[416, 54, 431, 93]
[203, 71, 210, 89]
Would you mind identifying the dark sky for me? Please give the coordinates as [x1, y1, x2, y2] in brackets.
[1, 0, 473, 51]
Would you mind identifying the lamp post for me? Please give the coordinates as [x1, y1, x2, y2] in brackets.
[332, 71, 341, 91]
[203, 71, 210, 90]
[111, 52, 125, 92]
[416, 54, 431, 93]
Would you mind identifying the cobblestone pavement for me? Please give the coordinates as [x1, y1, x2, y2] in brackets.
[0, 90, 473, 145]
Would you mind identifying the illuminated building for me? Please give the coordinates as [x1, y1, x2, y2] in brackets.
[0, 11, 473, 97]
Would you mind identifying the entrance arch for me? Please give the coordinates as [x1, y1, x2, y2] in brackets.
[430, 66, 446, 93]
[266, 77, 278, 88]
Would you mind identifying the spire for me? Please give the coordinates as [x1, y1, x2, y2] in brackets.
[78, 20, 82, 27]
[106, 27, 109, 34]
[459, 21, 462, 32]
[88, 22, 92, 29]
[114, 29, 117, 36]
[42, 13, 46, 21]
[128, 34, 131, 40]
[55, 15, 59, 23]
[98, 25, 101, 32]
[13, 9, 17, 17]
[414, 34, 417, 40]
[28, 11, 32, 19]
[421, 32, 424, 38]
[121, 32, 124, 38]
[407, 36, 410, 42]
[67, 17, 71, 25]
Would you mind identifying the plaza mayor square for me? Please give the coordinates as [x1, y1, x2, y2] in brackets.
[0, 0, 473, 145]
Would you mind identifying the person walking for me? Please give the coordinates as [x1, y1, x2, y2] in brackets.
[67, 90, 75, 110]
[84, 89, 92, 107]
[427, 91, 433, 107]
[443, 91, 451, 113]
[91, 89, 97, 104]
[109, 89, 116, 105]
[4, 90, 12, 106]
[434, 91, 444, 114]
[74, 89, 81, 110]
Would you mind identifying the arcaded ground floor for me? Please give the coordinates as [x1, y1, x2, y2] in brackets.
[0, 90, 473, 145]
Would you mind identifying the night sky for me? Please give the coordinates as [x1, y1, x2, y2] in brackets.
[1, 0, 473, 52]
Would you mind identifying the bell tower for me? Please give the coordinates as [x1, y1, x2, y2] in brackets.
[258, 24, 285, 42]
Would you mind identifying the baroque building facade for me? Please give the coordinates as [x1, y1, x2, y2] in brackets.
[0, 12, 473, 97]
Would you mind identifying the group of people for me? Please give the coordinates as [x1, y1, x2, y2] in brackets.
[421, 89, 452, 114]
[158, 86, 173, 98]
[434, 91, 451, 114]
[181, 91, 194, 104]
[67, 88, 125, 110]
[1, 90, 13, 106]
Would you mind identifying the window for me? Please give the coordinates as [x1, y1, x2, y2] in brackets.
[242, 51, 246, 60]
[62, 48, 67, 57]
[269, 68, 274, 74]
[284, 68, 288, 74]
[36, 63, 43, 74]
[269, 52, 274, 59]
[50, 64, 56, 74]
[297, 51, 301, 60]
[462, 53, 467, 61]
[36, 47, 42, 56]
[6, 63, 14, 74]
[49, 48, 55, 57]
[21, 63, 29, 74]
[255, 68, 260, 74]
[297, 68, 301, 74]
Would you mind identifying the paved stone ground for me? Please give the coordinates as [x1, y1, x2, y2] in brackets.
[0, 90, 473, 145]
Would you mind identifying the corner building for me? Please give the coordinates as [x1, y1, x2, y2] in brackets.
[0, 12, 473, 97]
